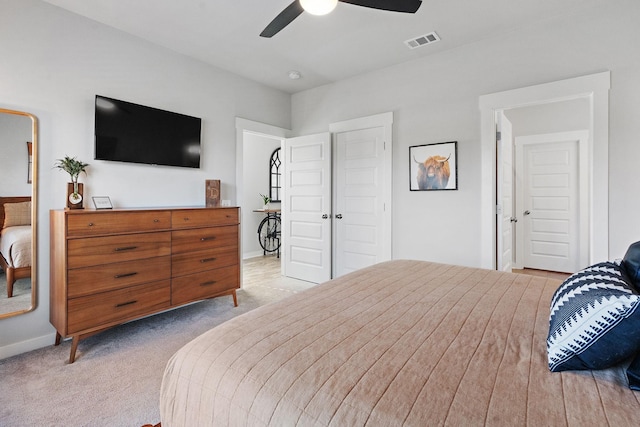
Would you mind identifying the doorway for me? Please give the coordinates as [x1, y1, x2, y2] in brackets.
[236, 118, 290, 282]
[479, 72, 610, 270]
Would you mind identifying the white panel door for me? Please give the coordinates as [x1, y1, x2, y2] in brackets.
[333, 126, 387, 277]
[516, 138, 580, 273]
[496, 112, 514, 272]
[282, 133, 332, 283]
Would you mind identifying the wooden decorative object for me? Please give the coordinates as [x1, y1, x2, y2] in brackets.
[205, 179, 221, 207]
[66, 182, 84, 209]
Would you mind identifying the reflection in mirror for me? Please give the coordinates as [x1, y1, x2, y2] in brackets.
[0, 108, 37, 319]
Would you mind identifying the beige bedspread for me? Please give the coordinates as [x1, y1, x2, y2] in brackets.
[160, 260, 640, 426]
[0, 225, 31, 267]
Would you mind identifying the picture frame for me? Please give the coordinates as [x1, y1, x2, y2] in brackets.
[409, 141, 458, 191]
[92, 196, 113, 210]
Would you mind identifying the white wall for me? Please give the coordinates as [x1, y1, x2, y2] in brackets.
[291, 0, 640, 267]
[0, 0, 290, 358]
[242, 133, 281, 258]
[0, 114, 32, 196]
[505, 98, 590, 137]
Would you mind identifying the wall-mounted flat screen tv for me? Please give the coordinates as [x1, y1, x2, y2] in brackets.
[94, 95, 202, 168]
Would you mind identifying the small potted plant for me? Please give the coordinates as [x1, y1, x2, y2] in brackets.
[260, 193, 271, 210]
[54, 156, 89, 209]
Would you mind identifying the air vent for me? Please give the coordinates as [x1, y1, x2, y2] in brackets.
[404, 31, 440, 50]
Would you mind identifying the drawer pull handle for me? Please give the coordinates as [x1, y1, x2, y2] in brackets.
[116, 300, 138, 308]
[114, 246, 138, 252]
[114, 272, 138, 279]
[183, 217, 190, 221]
[200, 281, 217, 287]
[200, 236, 216, 242]
[88, 223, 94, 227]
[154, 219, 160, 223]
[200, 257, 217, 263]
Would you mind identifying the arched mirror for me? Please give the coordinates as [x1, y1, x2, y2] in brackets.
[269, 147, 281, 203]
[0, 108, 37, 318]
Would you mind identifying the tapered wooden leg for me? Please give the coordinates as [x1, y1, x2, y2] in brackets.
[69, 336, 80, 364]
[232, 290, 238, 307]
[55, 332, 62, 346]
[7, 271, 14, 298]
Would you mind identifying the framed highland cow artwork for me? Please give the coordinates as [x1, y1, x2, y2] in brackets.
[409, 141, 458, 191]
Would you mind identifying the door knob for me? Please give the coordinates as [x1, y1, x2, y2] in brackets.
[322, 214, 329, 219]
[335, 214, 343, 219]
[523, 210, 531, 216]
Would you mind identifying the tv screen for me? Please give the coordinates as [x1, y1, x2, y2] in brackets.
[94, 95, 202, 168]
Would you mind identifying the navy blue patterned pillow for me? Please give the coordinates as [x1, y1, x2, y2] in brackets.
[622, 241, 640, 288]
[547, 261, 640, 372]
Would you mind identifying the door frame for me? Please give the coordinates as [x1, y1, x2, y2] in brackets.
[236, 118, 291, 281]
[479, 72, 610, 269]
[514, 130, 589, 271]
[329, 112, 393, 275]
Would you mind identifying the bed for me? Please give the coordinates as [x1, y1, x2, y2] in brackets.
[159, 260, 640, 426]
[0, 196, 32, 298]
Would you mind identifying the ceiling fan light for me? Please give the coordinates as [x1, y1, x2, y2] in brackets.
[300, 0, 338, 16]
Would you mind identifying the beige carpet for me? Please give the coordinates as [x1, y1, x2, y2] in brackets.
[0, 274, 32, 314]
[0, 256, 312, 427]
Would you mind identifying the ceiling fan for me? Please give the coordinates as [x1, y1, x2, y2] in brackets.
[260, 0, 423, 38]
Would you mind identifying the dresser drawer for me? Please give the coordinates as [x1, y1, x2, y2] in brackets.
[67, 211, 171, 237]
[171, 264, 239, 306]
[67, 280, 171, 334]
[171, 225, 238, 254]
[171, 208, 238, 229]
[68, 256, 171, 298]
[67, 232, 171, 269]
[172, 246, 238, 277]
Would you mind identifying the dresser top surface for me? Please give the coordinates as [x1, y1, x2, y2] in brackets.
[51, 206, 239, 214]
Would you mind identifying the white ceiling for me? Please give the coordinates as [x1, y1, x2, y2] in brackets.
[41, 0, 600, 94]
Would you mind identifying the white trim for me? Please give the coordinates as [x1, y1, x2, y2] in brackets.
[329, 112, 393, 133]
[479, 72, 610, 269]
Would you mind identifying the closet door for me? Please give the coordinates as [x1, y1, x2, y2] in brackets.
[282, 133, 332, 284]
[331, 113, 393, 278]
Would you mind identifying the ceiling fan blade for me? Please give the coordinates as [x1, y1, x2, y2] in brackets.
[260, 1, 305, 38]
[339, 0, 422, 13]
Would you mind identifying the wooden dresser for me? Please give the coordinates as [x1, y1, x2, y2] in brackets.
[50, 206, 240, 363]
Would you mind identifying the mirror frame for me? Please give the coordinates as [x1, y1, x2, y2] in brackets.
[0, 108, 37, 319]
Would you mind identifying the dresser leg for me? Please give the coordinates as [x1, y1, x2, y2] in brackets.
[69, 336, 80, 364]
[55, 332, 62, 346]
[232, 290, 238, 307]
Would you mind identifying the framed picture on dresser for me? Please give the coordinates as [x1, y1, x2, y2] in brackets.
[92, 196, 112, 209]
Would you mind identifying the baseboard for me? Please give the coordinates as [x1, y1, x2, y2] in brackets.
[243, 250, 264, 259]
[0, 332, 55, 360]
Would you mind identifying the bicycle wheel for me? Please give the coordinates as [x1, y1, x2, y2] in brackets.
[257, 215, 281, 252]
